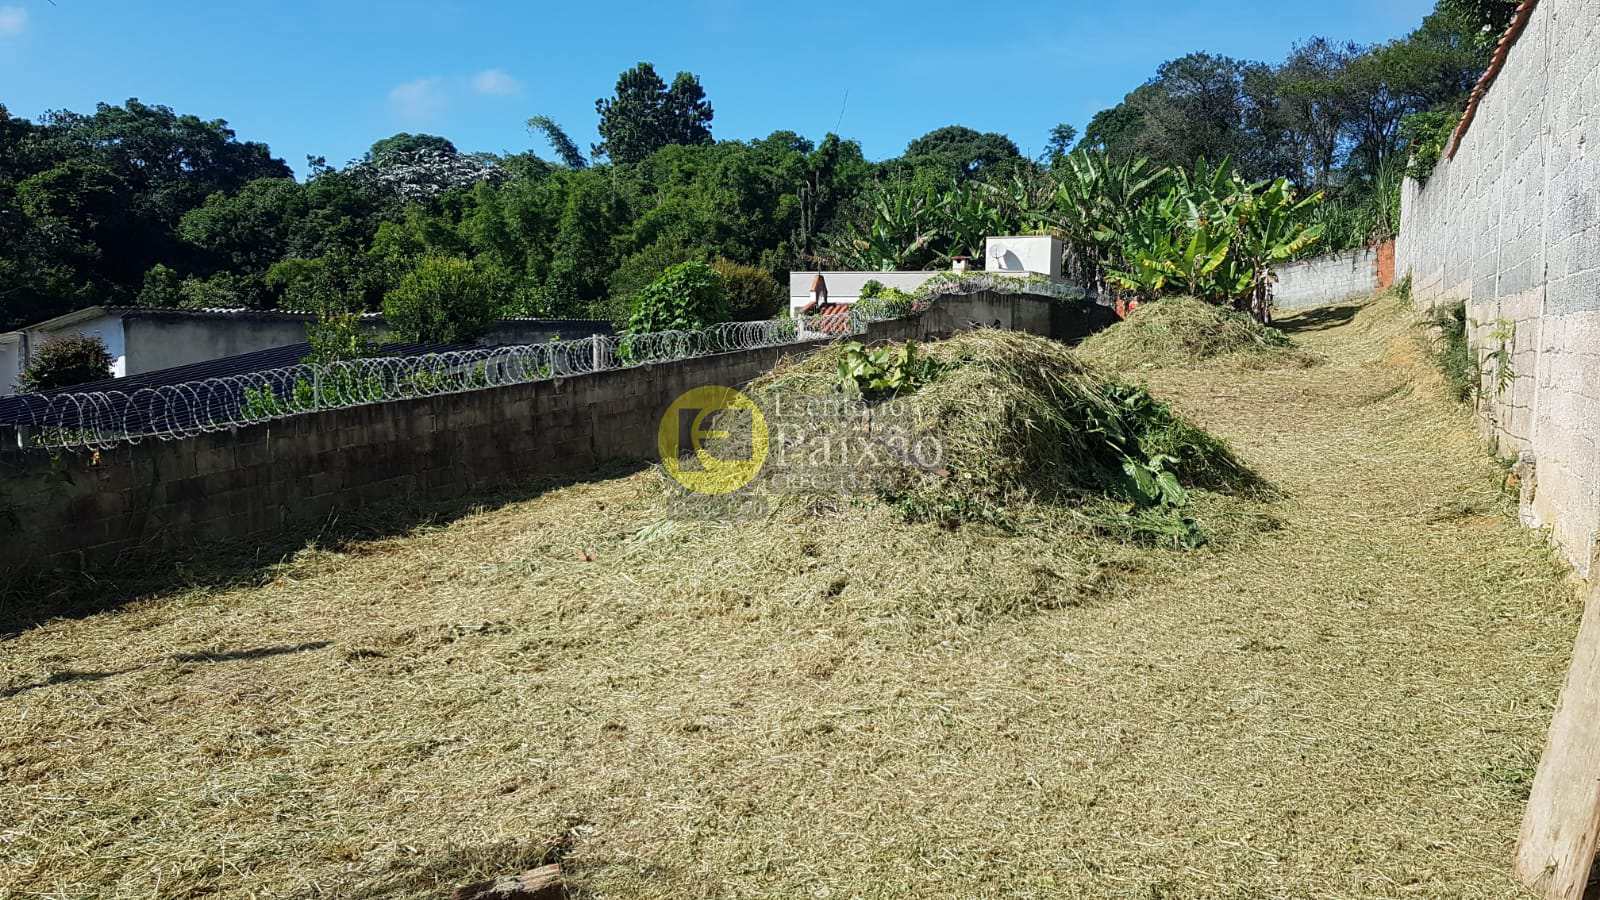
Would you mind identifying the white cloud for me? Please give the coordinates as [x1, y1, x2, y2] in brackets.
[0, 6, 28, 38]
[471, 68, 521, 96]
[388, 77, 446, 121]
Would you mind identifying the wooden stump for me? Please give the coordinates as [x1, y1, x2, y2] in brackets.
[1516, 578, 1600, 898]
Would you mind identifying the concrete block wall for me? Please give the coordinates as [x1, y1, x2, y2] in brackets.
[1271, 246, 1384, 310]
[1397, 0, 1600, 574]
[0, 294, 1060, 578]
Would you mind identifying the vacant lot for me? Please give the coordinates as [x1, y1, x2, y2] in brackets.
[1, 296, 1579, 898]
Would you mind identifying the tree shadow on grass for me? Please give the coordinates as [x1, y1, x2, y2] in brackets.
[0, 461, 649, 640]
[1276, 302, 1364, 334]
[1, 641, 334, 699]
[168, 641, 332, 664]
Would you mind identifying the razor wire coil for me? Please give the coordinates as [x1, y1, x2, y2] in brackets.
[4, 309, 874, 452]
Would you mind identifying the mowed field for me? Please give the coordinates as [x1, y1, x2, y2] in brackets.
[1, 296, 1581, 898]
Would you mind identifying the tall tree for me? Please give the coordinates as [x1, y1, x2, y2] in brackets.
[593, 63, 714, 165]
[366, 133, 458, 162]
[1274, 38, 1362, 188]
[1042, 123, 1078, 163]
[527, 115, 587, 168]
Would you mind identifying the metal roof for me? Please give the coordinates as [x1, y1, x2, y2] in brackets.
[14, 304, 614, 333]
[0, 340, 467, 429]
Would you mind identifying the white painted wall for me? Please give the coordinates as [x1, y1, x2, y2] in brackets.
[984, 236, 1062, 281]
[787, 272, 941, 313]
[2, 313, 129, 395]
[1271, 247, 1381, 309]
[42, 313, 129, 378]
[788, 236, 1064, 313]
[0, 334, 22, 394]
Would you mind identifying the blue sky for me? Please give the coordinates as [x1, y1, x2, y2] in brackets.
[0, 0, 1432, 177]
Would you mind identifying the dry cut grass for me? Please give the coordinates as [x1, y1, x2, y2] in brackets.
[1077, 295, 1322, 372]
[0, 292, 1582, 898]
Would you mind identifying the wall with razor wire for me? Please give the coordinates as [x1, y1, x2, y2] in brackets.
[0, 293, 1060, 577]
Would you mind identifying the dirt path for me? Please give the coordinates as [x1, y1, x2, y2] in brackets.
[0, 296, 1580, 898]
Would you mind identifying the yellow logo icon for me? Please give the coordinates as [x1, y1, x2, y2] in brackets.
[659, 385, 768, 495]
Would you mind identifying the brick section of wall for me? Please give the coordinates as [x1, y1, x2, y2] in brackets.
[1270, 246, 1384, 310]
[0, 294, 1058, 578]
[1397, 0, 1600, 574]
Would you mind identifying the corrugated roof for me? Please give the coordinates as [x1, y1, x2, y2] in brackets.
[1447, 0, 1540, 160]
[0, 340, 472, 431]
[41, 340, 468, 396]
[15, 304, 614, 332]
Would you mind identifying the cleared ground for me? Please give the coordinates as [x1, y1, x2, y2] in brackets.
[1, 295, 1581, 898]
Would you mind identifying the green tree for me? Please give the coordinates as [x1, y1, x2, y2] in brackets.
[1042, 123, 1078, 163]
[1274, 38, 1362, 188]
[1437, 0, 1520, 49]
[137, 263, 184, 307]
[178, 177, 309, 273]
[593, 63, 715, 165]
[382, 256, 504, 343]
[627, 261, 728, 334]
[896, 125, 1023, 183]
[367, 133, 458, 162]
[712, 258, 784, 321]
[0, 99, 290, 327]
[527, 115, 587, 168]
[18, 334, 115, 392]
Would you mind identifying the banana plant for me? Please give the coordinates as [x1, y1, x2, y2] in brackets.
[935, 180, 1009, 262]
[1051, 150, 1169, 298]
[833, 181, 940, 271]
[1100, 155, 1325, 321]
[1230, 177, 1325, 322]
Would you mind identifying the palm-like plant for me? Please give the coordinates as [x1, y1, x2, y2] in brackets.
[831, 181, 939, 271]
[1230, 176, 1324, 321]
[1104, 157, 1324, 321]
[1051, 151, 1169, 297]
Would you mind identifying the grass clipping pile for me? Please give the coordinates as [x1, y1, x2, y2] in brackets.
[740, 329, 1266, 546]
[1076, 295, 1320, 370]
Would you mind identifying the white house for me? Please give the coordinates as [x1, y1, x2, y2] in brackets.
[789, 235, 1065, 314]
[1, 306, 615, 396]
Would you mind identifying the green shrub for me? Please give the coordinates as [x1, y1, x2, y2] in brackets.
[609, 241, 706, 306]
[712, 258, 784, 321]
[835, 340, 942, 399]
[19, 334, 115, 392]
[1427, 301, 1477, 403]
[853, 279, 917, 320]
[382, 256, 504, 343]
[239, 366, 390, 420]
[136, 264, 183, 308]
[267, 254, 386, 313]
[627, 261, 729, 334]
[304, 309, 372, 366]
[1400, 107, 1463, 184]
[178, 271, 266, 309]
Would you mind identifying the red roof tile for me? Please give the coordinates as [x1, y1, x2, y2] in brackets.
[1447, 0, 1540, 160]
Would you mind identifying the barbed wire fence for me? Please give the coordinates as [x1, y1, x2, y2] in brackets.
[1, 309, 876, 453]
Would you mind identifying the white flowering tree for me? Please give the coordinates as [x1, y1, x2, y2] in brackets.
[346, 148, 505, 204]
